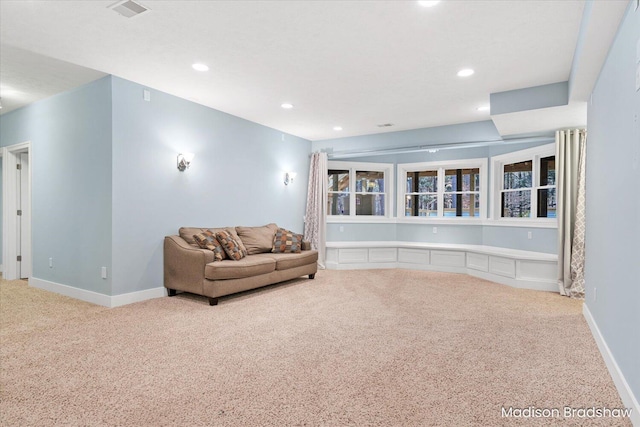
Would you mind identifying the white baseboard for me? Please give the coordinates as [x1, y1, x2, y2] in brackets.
[29, 277, 166, 308]
[110, 286, 167, 307]
[583, 303, 639, 426]
[30, 277, 112, 307]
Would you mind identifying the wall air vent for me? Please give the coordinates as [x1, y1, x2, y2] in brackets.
[109, 0, 149, 18]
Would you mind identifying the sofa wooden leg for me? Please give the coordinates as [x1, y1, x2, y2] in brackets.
[209, 297, 219, 306]
[168, 289, 177, 297]
[309, 274, 315, 279]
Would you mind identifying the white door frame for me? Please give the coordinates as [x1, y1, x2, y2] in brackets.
[2, 141, 32, 280]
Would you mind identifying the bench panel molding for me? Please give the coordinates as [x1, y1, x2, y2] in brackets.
[326, 241, 558, 292]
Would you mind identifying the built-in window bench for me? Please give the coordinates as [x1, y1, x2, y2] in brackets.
[326, 241, 558, 292]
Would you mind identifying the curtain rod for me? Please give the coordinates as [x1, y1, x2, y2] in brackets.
[325, 135, 554, 159]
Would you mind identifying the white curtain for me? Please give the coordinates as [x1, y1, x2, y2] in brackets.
[304, 152, 328, 269]
[556, 129, 587, 298]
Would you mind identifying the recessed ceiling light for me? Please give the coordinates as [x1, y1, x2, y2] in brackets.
[333, 126, 343, 131]
[476, 105, 490, 112]
[457, 68, 474, 77]
[281, 103, 294, 109]
[192, 63, 209, 72]
[109, 0, 149, 18]
[418, 1, 441, 7]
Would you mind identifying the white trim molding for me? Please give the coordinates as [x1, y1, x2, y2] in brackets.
[326, 241, 557, 292]
[397, 157, 488, 220]
[110, 287, 168, 307]
[327, 217, 557, 228]
[30, 277, 166, 308]
[490, 142, 558, 223]
[2, 141, 32, 281]
[583, 304, 640, 426]
[327, 160, 394, 220]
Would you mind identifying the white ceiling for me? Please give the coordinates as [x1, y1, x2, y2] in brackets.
[0, 0, 629, 141]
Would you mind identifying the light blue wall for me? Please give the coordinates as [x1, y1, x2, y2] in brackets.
[397, 224, 483, 245]
[0, 74, 312, 297]
[0, 77, 113, 294]
[327, 223, 484, 246]
[482, 226, 556, 254]
[317, 123, 556, 253]
[568, 0, 594, 100]
[0, 162, 2, 266]
[585, 1, 639, 405]
[313, 120, 501, 155]
[110, 77, 312, 295]
[327, 223, 396, 242]
[490, 81, 568, 115]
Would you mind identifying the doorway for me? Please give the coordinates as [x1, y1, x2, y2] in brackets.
[2, 141, 32, 281]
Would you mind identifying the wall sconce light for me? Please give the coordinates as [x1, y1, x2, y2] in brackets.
[284, 172, 297, 185]
[177, 153, 195, 171]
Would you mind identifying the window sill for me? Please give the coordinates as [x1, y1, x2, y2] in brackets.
[396, 217, 485, 225]
[327, 216, 396, 224]
[484, 219, 558, 229]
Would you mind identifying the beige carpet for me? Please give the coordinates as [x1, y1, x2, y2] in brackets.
[0, 270, 631, 426]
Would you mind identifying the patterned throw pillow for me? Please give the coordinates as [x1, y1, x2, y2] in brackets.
[193, 231, 227, 261]
[272, 228, 303, 253]
[215, 230, 246, 261]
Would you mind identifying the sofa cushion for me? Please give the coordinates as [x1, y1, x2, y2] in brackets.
[179, 227, 207, 246]
[236, 224, 278, 255]
[272, 228, 303, 253]
[215, 230, 247, 261]
[255, 250, 318, 271]
[193, 230, 227, 261]
[205, 256, 276, 280]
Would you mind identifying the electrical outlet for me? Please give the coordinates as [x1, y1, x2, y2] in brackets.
[339, 226, 344, 232]
[49, 257, 53, 268]
[101, 267, 108, 279]
[433, 227, 438, 234]
[527, 231, 532, 239]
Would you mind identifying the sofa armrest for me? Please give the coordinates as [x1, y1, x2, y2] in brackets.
[164, 235, 214, 294]
[302, 241, 312, 251]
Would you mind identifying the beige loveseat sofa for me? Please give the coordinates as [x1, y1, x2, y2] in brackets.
[164, 224, 318, 306]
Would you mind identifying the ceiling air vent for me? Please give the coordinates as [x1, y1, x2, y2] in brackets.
[377, 123, 394, 128]
[109, 0, 149, 18]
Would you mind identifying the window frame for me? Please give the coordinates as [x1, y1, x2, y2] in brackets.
[397, 158, 488, 223]
[327, 161, 394, 222]
[490, 143, 557, 225]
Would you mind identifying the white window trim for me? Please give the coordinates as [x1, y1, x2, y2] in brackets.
[397, 158, 488, 222]
[490, 143, 557, 226]
[327, 160, 394, 220]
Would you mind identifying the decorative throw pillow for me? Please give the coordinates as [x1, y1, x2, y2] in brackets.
[272, 228, 303, 253]
[193, 231, 227, 261]
[215, 230, 246, 261]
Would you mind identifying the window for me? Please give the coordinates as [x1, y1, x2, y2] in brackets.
[405, 170, 438, 216]
[398, 159, 487, 219]
[444, 167, 481, 217]
[328, 168, 350, 215]
[327, 161, 393, 219]
[491, 144, 556, 220]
